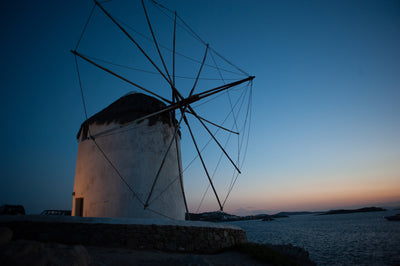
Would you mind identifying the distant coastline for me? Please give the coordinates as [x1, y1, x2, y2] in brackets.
[186, 211, 322, 222]
[188, 206, 388, 222]
[318, 206, 386, 215]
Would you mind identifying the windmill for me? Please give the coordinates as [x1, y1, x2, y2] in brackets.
[71, 0, 254, 220]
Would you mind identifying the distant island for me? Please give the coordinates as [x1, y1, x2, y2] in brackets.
[186, 207, 388, 221]
[319, 207, 386, 215]
[185, 211, 324, 222]
[186, 211, 289, 222]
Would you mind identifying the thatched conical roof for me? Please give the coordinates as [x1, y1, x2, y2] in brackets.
[77, 92, 174, 140]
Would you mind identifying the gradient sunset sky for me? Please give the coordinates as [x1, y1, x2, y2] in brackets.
[1, 0, 399, 215]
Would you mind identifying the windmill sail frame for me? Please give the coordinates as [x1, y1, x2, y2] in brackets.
[72, 0, 255, 218]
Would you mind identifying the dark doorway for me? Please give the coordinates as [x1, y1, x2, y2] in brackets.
[75, 198, 84, 216]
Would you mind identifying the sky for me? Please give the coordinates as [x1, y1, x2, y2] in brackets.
[1, 0, 399, 216]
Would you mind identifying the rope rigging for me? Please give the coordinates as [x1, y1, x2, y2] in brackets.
[222, 81, 253, 207]
[149, 0, 250, 76]
[114, 4, 247, 77]
[209, 50, 240, 168]
[152, 83, 251, 204]
[75, 4, 96, 51]
[196, 82, 252, 212]
[82, 53, 239, 81]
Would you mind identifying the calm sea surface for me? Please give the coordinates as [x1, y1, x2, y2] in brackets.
[227, 210, 400, 265]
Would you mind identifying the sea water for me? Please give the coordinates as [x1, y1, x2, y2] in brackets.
[228, 210, 400, 265]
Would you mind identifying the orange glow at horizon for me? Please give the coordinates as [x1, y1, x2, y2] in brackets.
[219, 176, 400, 214]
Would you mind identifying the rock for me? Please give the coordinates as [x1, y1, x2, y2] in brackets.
[0, 227, 13, 246]
[0, 240, 91, 266]
[266, 243, 315, 266]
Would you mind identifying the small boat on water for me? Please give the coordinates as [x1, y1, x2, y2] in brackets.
[384, 214, 400, 221]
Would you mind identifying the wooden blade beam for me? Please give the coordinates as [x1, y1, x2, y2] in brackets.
[172, 76, 255, 107]
[144, 113, 185, 209]
[144, 46, 207, 208]
[183, 114, 223, 211]
[141, 0, 172, 83]
[192, 109, 241, 174]
[188, 44, 208, 96]
[71, 50, 171, 104]
[185, 111, 239, 135]
[94, 0, 172, 87]
[94, 0, 186, 110]
[173, 12, 177, 88]
[84, 76, 253, 139]
[196, 76, 255, 99]
[182, 76, 255, 174]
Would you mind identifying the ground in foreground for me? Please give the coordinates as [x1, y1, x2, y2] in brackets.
[1, 238, 314, 266]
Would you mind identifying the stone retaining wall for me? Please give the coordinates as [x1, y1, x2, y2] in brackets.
[1, 220, 247, 253]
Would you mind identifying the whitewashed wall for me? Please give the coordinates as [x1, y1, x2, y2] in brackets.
[72, 119, 185, 220]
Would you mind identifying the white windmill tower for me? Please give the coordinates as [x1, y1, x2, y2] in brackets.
[71, 0, 254, 220]
[72, 92, 186, 219]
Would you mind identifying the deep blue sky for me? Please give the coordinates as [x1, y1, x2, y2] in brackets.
[1, 0, 399, 215]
